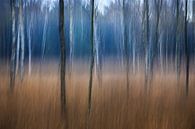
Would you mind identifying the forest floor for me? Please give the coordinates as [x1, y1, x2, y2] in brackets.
[0, 62, 195, 129]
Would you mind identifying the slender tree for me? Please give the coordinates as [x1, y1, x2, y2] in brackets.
[41, 11, 48, 63]
[28, 11, 33, 76]
[87, 0, 95, 128]
[122, 0, 130, 95]
[59, 0, 67, 116]
[184, 0, 189, 96]
[20, 0, 25, 80]
[142, 0, 150, 89]
[10, 0, 16, 91]
[16, 24, 20, 75]
[69, 0, 74, 77]
[154, 0, 162, 72]
[15, 0, 25, 80]
[94, 9, 103, 87]
[175, 0, 181, 79]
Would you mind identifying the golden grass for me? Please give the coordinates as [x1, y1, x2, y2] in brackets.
[0, 63, 195, 129]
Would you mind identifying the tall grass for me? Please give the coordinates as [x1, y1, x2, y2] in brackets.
[0, 62, 195, 129]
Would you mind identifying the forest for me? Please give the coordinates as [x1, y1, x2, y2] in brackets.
[0, 0, 195, 129]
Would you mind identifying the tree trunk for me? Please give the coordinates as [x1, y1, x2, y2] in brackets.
[123, 0, 130, 95]
[184, 0, 189, 96]
[20, 0, 25, 80]
[16, 0, 25, 80]
[175, 0, 181, 79]
[87, 0, 95, 128]
[59, 0, 67, 116]
[41, 12, 48, 62]
[28, 12, 33, 76]
[143, 0, 150, 90]
[16, 23, 20, 75]
[69, 0, 74, 77]
[94, 20, 102, 86]
[10, 0, 16, 91]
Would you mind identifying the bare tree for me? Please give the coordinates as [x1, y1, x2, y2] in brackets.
[10, 0, 16, 91]
[175, 0, 181, 79]
[16, 0, 25, 80]
[94, 7, 103, 87]
[41, 11, 48, 63]
[87, 0, 95, 128]
[123, 0, 130, 95]
[20, 0, 25, 80]
[16, 23, 20, 75]
[59, 0, 67, 116]
[28, 10, 33, 76]
[142, 0, 150, 89]
[184, 0, 189, 96]
[69, 0, 74, 77]
[154, 0, 162, 72]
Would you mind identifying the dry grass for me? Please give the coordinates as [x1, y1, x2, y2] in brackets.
[0, 62, 195, 129]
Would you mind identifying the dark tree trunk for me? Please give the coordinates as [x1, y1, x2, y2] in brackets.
[87, 0, 95, 128]
[59, 0, 67, 116]
[184, 0, 189, 96]
[154, 0, 162, 73]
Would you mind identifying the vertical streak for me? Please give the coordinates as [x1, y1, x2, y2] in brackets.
[185, 0, 189, 96]
[59, 0, 67, 119]
[69, 0, 74, 77]
[87, 0, 95, 129]
[20, 0, 25, 80]
[28, 12, 33, 76]
[10, 0, 16, 91]
[16, 21, 21, 75]
[122, 0, 130, 95]
[41, 12, 48, 61]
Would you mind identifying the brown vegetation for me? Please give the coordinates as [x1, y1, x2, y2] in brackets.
[0, 63, 195, 129]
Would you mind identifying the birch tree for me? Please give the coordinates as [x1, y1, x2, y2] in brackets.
[16, 0, 25, 80]
[142, 0, 150, 88]
[41, 11, 48, 62]
[27, 8, 33, 76]
[69, 0, 74, 77]
[154, 0, 162, 72]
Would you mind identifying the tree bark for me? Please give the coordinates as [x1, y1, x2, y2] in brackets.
[184, 0, 189, 96]
[69, 0, 74, 76]
[59, 0, 67, 116]
[123, 0, 130, 95]
[15, 0, 25, 80]
[142, 0, 150, 90]
[28, 12, 33, 76]
[175, 0, 181, 79]
[87, 0, 95, 128]
[41, 12, 48, 62]
[10, 0, 16, 91]
[20, 0, 25, 80]
[154, 0, 162, 73]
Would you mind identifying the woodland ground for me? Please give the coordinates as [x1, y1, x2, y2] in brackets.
[0, 61, 195, 129]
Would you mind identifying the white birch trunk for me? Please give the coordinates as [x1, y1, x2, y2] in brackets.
[41, 12, 48, 61]
[28, 13, 33, 75]
[20, 0, 25, 79]
[69, 0, 74, 75]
